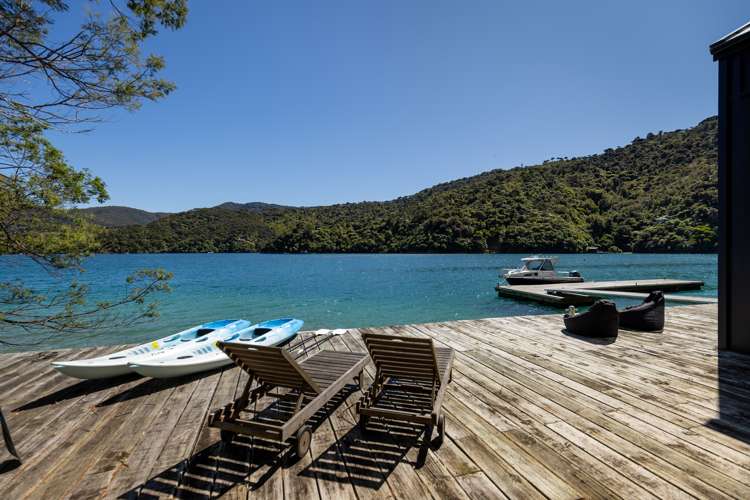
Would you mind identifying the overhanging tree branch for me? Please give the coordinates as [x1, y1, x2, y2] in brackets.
[0, 0, 188, 340]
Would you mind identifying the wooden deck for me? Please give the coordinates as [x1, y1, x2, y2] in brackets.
[495, 278, 706, 306]
[1, 304, 749, 499]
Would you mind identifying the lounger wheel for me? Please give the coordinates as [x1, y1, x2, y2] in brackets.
[220, 430, 236, 444]
[295, 425, 312, 458]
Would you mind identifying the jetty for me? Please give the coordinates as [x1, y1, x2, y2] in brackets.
[495, 278, 707, 306]
[1, 304, 749, 499]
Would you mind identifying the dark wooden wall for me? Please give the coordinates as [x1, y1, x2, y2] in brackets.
[715, 34, 750, 353]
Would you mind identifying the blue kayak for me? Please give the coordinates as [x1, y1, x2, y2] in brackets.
[129, 318, 304, 378]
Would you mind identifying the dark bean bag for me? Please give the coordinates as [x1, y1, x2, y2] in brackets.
[619, 291, 665, 331]
[564, 300, 619, 338]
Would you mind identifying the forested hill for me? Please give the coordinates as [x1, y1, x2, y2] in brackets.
[102, 116, 718, 254]
[78, 206, 170, 227]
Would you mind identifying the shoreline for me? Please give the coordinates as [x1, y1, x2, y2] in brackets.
[0, 302, 718, 355]
[54, 250, 723, 256]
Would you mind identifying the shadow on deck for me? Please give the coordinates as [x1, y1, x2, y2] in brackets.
[12, 370, 223, 413]
[119, 384, 364, 498]
[716, 350, 750, 445]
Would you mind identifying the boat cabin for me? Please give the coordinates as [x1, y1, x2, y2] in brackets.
[519, 256, 557, 271]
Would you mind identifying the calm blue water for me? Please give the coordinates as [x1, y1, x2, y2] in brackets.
[0, 253, 717, 351]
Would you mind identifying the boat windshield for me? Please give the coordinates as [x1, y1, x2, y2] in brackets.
[525, 260, 554, 271]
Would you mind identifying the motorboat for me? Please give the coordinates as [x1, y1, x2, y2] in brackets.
[502, 256, 584, 285]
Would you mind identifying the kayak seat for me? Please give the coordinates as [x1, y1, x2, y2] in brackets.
[239, 328, 273, 341]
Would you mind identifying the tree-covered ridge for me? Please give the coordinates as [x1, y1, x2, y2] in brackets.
[78, 206, 171, 227]
[103, 116, 718, 254]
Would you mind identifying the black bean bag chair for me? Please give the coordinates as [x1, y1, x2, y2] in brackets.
[619, 291, 665, 331]
[564, 300, 619, 338]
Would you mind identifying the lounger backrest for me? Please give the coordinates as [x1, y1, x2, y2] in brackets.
[217, 342, 321, 394]
[362, 332, 441, 384]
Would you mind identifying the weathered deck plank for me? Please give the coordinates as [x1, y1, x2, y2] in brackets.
[0, 304, 748, 499]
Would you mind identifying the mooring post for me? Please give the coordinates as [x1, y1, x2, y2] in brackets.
[0, 407, 21, 473]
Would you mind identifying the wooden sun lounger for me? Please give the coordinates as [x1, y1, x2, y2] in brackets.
[356, 332, 454, 449]
[207, 343, 368, 457]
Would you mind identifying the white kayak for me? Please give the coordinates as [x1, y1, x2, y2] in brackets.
[52, 319, 253, 379]
[129, 318, 304, 379]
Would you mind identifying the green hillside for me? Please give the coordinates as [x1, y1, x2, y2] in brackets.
[79, 206, 170, 227]
[102, 117, 718, 253]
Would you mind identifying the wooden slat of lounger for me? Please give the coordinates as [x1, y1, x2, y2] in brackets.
[299, 350, 365, 362]
[237, 364, 302, 382]
[365, 344, 436, 359]
[230, 352, 293, 368]
[377, 358, 446, 381]
[299, 359, 362, 372]
[363, 333, 434, 345]
[230, 357, 301, 378]
[364, 334, 438, 352]
[230, 356, 298, 373]
[299, 356, 364, 367]
[300, 351, 364, 390]
[219, 343, 319, 393]
[368, 354, 435, 368]
[374, 360, 436, 373]
[300, 357, 365, 373]
[306, 350, 365, 360]
[380, 371, 435, 382]
[364, 339, 434, 349]
[370, 355, 436, 369]
[365, 341, 439, 381]
[364, 341, 436, 353]
[434, 347, 454, 381]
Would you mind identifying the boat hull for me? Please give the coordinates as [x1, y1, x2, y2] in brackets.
[129, 356, 231, 379]
[505, 276, 585, 286]
[52, 361, 133, 380]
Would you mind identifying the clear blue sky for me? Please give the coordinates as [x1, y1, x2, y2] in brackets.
[54, 1, 747, 213]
